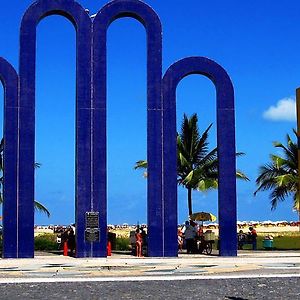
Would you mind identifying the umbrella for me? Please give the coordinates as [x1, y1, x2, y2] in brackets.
[190, 212, 217, 222]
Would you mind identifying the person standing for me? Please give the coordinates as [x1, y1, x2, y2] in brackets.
[184, 221, 197, 254]
[67, 228, 76, 256]
[249, 227, 257, 250]
[177, 228, 183, 252]
[238, 230, 246, 250]
[135, 228, 143, 257]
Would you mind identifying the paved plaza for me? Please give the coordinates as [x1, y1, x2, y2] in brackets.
[0, 251, 299, 279]
[0, 251, 299, 299]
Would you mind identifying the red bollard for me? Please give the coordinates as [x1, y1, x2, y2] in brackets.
[107, 241, 112, 256]
[63, 241, 68, 256]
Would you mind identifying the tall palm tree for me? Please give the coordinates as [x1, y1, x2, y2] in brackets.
[0, 138, 50, 217]
[135, 113, 249, 215]
[254, 130, 299, 212]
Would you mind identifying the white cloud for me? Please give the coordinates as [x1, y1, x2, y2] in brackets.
[263, 98, 296, 121]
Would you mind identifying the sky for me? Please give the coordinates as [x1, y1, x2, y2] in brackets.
[0, 0, 300, 225]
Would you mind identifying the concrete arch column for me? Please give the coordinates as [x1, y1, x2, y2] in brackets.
[163, 57, 237, 256]
[0, 57, 19, 258]
[92, 0, 163, 257]
[18, 0, 92, 258]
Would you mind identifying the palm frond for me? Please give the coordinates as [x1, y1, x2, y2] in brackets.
[0, 138, 3, 152]
[236, 170, 250, 181]
[34, 162, 41, 169]
[293, 193, 300, 211]
[255, 129, 299, 212]
[270, 155, 287, 169]
[195, 123, 213, 161]
[270, 186, 291, 210]
[197, 178, 218, 191]
[134, 160, 148, 170]
[34, 200, 50, 218]
[196, 146, 217, 168]
[236, 152, 246, 157]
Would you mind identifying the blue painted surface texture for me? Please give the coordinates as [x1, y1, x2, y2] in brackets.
[1, 0, 237, 258]
[0, 58, 19, 258]
[92, 0, 163, 257]
[18, 0, 92, 258]
[163, 57, 237, 256]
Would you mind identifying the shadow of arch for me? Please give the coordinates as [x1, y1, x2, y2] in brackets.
[18, 0, 92, 258]
[92, 0, 163, 257]
[163, 56, 237, 257]
[0, 57, 18, 258]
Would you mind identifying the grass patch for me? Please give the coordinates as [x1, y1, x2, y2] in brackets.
[34, 233, 57, 251]
[271, 235, 300, 250]
[241, 233, 300, 250]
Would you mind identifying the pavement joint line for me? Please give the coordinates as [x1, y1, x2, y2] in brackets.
[0, 273, 300, 284]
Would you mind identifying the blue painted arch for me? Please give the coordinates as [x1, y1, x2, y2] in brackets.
[0, 57, 19, 258]
[163, 57, 237, 256]
[92, 0, 164, 256]
[18, 0, 93, 257]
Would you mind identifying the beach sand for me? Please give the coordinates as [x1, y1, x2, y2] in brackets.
[109, 225, 300, 238]
[33, 224, 300, 238]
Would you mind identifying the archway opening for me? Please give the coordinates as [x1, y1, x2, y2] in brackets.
[107, 17, 147, 252]
[35, 15, 76, 253]
[176, 74, 219, 252]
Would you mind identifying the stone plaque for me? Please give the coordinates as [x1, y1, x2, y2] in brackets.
[85, 229, 100, 242]
[85, 212, 99, 229]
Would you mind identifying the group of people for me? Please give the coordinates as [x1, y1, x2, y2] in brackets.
[60, 227, 76, 256]
[178, 220, 205, 254]
[238, 227, 257, 250]
[133, 222, 257, 256]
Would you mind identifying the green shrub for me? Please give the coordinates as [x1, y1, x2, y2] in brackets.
[115, 237, 130, 251]
[34, 233, 57, 251]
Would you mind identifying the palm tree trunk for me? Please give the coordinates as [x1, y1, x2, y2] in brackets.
[187, 187, 192, 216]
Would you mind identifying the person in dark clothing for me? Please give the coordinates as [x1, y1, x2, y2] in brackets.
[141, 228, 147, 247]
[67, 228, 76, 256]
[60, 229, 69, 250]
[248, 227, 257, 250]
[237, 230, 247, 250]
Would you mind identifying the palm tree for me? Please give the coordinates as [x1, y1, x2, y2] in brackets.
[254, 130, 299, 212]
[0, 138, 50, 217]
[135, 113, 249, 215]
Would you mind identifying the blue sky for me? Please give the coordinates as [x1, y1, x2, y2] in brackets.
[0, 0, 299, 225]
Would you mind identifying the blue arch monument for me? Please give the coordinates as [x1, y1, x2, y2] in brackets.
[0, 0, 237, 258]
[162, 57, 237, 256]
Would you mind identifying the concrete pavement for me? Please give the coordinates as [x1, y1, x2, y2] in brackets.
[0, 250, 299, 282]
